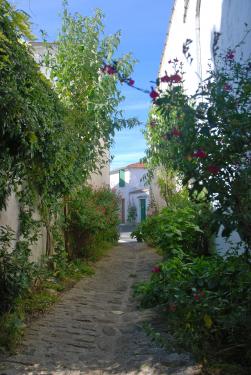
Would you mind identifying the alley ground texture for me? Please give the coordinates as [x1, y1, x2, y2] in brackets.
[0, 231, 201, 375]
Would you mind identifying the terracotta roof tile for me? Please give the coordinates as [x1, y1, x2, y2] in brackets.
[126, 162, 145, 169]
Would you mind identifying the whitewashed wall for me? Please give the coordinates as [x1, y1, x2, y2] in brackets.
[0, 192, 47, 262]
[160, 0, 251, 252]
[160, 0, 251, 94]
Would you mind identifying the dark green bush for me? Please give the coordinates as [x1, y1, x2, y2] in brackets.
[132, 191, 213, 257]
[0, 226, 36, 314]
[135, 254, 251, 366]
[67, 186, 120, 259]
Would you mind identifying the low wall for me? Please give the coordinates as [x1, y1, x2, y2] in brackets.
[0, 192, 47, 263]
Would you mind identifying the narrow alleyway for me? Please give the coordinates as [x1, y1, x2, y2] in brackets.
[0, 241, 200, 375]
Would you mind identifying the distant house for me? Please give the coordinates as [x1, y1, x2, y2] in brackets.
[110, 163, 152, 224]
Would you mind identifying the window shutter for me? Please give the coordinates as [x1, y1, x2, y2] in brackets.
[119, 169, 125, 187]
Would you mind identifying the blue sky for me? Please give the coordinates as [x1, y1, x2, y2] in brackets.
[11, 0, 173, 170]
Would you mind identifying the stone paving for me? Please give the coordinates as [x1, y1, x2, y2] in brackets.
[0, 241, 201, 375]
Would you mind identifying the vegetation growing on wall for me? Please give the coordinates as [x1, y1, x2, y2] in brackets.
[0, 0, 135, 350]
[145, 37, 251, 248]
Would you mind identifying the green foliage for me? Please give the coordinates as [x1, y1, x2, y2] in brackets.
[127, 204, 137, 223]
[0, 0, 65, 209]
[146, 37, 251, 247]
[0, 226, 36, 314]
[0, 2, 136, 352]
[135, 254, 251, 368]
[43, 5, 138, 197]
[67, 186, 120, 259]
[132, 191, 213, 256]
[0, 311, 25, 352]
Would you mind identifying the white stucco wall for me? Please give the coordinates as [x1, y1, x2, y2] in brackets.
[160, 0, 251, 252]
[0, 192, 47, 262]
[160, 0, 251, 94]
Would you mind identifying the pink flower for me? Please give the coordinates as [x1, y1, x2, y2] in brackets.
[192, 149, 208, 159]
[128, 79, 135, 86]
[150, 88, 159, 100]
[207, 165, 220, 175]
[193, 294, 200, 301]
[171, 128, 182, 137]
[170, 73, 182, 83]
[160, 74, 170, 83]
[102, 64, 117, 75]
[198, 289, 205, 298]
[224, 83, 232, 92]
[226, 50, 235, 60]
[152, 266, 161, 273]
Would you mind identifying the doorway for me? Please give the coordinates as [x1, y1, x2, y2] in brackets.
[121, 198, 125, 223]
[140, 198, 146, 222]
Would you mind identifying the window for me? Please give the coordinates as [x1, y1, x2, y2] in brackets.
[119, 169, 125, 187]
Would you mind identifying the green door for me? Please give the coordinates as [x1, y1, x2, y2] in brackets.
[140, 198, 146, 222]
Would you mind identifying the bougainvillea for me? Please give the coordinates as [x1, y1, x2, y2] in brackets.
[145, 45, 251, 248]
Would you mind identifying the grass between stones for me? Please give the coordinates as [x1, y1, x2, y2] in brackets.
[0, 242, 114, 354]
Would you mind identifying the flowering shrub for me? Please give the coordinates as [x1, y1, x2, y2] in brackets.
[66, 186, 120, 259]
[135, 254, 251, 367]
[146, 43, 251, 248]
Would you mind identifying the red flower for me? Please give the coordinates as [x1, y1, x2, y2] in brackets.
[224, 83, 232, 92]
[226, 50, 235, 60]
[171, 128, 182, 137]
[170, 73, 182, 83]
[102, 64, 117, 75]
[193, 294, 200, 301]
[160, 74, 170, 83]
[150, 88, 159, 100]
[207, 165, 220, 175]
[128, 79, 135, 86]
[192, 149, 208, 159]
[152, 266, 161, 273]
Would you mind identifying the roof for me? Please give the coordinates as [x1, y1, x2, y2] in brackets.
[110, 162, 146, 174]
[126, 162, 145, 169]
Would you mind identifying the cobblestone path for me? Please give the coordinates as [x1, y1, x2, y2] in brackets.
[0, 242, 200, 375]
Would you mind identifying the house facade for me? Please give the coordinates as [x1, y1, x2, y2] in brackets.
[159, 0, 251, 252]
[110, 163, 151, 224]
